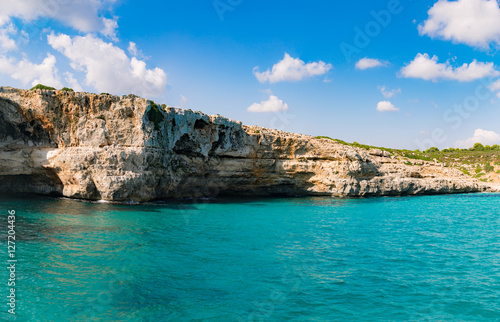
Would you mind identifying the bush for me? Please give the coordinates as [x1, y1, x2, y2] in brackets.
[31, 84, 56, 90]
[61, 87, 74, 91]
[148, 101, 164, 131]
[471, 143, 485, 151]
[424, 147, 440, 153]
[484, 162, 494, 173]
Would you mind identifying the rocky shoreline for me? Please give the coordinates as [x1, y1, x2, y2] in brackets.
[0, 87, 495, 202]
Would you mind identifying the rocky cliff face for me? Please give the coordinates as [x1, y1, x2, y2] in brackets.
[0, 87, 493, 202]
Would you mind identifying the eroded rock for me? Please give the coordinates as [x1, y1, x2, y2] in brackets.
[0, 87, 493, 202]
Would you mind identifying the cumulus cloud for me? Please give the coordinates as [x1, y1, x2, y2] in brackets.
[419, 0, 500, 49]
[247, 95, 289, 113]
[455, 129, 500, 148]
[48, 33, 167, 97]
[0, 18, 17, 52]
[376, 101, 399, 112]
[0, 53, 63, 88]
[254, 53, 332, 83]
[400, 53, 499, 82]
[355, 58, 387, 70]
[0, 0, 118, 39]
[379, 86, 401, 98]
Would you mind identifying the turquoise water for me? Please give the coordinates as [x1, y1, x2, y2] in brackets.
[1, 194, 500, 321]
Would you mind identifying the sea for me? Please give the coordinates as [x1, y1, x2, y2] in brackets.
[1, 193, 500, 321]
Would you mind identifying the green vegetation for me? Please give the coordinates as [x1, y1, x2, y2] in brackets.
[425, 147, 440, 153]
[101, 93, 110, 95]
[484, 162, 494, 173]
[460, 168, 471, 176]
[315, 136, 431, 161]
[315, 136, 500, 179]
[30, 84, 56, 90]
[148, 101, 164, 131]
[61, 87, 74, 92]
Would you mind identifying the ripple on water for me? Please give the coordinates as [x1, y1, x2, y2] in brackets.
[1, 193, 500, 320]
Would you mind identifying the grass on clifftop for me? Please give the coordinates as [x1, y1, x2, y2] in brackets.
[30, 84, 56, 90]
[315, 136, 500, 166]
[148, 101, 164, 131]
[31, 84, 74, 91]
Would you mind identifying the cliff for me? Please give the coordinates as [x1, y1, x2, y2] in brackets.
[0, 87, 494, 202]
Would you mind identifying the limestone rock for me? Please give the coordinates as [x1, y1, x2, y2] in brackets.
[0, 87, 494, 202]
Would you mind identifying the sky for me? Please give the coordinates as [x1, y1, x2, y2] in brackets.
[1, 0, 500, 150]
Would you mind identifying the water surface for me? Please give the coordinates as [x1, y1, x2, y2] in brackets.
[1, 194, 500, 321]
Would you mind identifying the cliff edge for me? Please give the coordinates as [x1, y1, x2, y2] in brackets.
[0, 87, 494, 202]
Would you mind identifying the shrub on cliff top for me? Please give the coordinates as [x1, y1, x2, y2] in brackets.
[424, 147, 440, 153]
[148, 101, 164, 131]
[471, 143, 485, 151]
[61, 87, 74, 92]
[31, 84, 56, 91]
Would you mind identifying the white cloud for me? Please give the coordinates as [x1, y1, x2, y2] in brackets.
[489, 79, 500, 98]
[48, 33, 167, 97]
[379, 86, 401, 98]
[127, 41, 148, 60]
[0, 53, 63, 88]
[64, 72, 83, 92]
[400, 53, 499, 82]
[355, 58, 387, 70]
[128, 42, 139, 56]
[376, 101, 399, 112]
[101, 17, 118, 41]
[253, 53, 332, 83]
[0, 18, 17, 52]
[455, 129, 500, 148]
[419, 0, 500, 49]
[180, 95, 188, 107]
[247, 95, 289, 113]
[490, 79, 500, 91]
[0, 0, 118, 39]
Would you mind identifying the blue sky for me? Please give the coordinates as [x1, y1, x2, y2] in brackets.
[1, 0, 500, 149]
